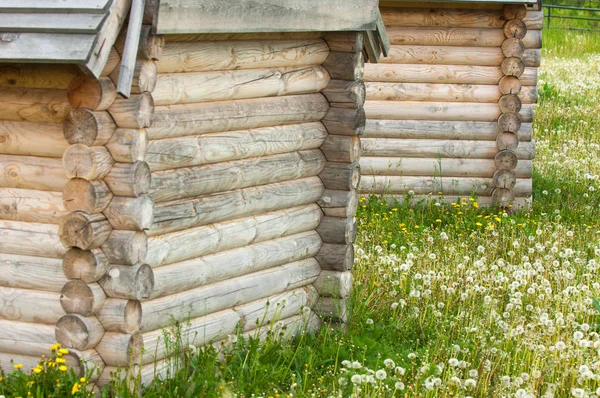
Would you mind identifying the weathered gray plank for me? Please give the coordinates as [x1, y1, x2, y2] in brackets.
[156, 0, 379, 34]
[0, 33, 94, 63]
[383, 0, 537, 3]
[0, 13, 107, 33]
[0, 0, 111, 14]
[375, 9, 390, 57]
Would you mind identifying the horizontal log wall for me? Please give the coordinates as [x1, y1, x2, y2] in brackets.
[361, 4, 540, 206]
[0, 63, 77, 367]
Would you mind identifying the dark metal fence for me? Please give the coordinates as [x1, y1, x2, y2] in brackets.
[542, 3, 600, 30]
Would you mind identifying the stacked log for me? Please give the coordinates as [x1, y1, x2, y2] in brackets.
[55, 31, 161, 382]
[0, 64, 78, 369]
[311, 32, 366, 327]
[361, 5, 540, 206]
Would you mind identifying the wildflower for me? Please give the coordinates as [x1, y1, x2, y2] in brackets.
[464, 379, 476, 388]
[395, 366, 406, 376]
[32, 367, 42, 374]
[59, 365, 68, 372]
[58, 348, 69, 355]
[448, 358, 459, 367]
[13, 363, 23, 370]
[383, 359, 395, 369]
[408, 353, 416, 360]
[352, 361, 362, 369]
[395, 381, 405, 390]
[341, 360, 351, 368]
[351, 374, 361, 384]
[72, 383, 80, 395]
[365, 318, 374, 325]
[375, 369, 387, 380]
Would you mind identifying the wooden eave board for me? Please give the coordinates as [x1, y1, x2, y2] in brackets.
[0, 13, 108, 34]
[383, 0, 537, 4]
[156, 0, 379, 34]
[0, 33, 95, 63]
[0, 0, 111, 14]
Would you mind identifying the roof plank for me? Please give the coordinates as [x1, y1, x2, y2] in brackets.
[0, 33, 94, 63]
[0, 13, 108, 34]
[0, 0, 111, 14]
[156, 0, 379, 34]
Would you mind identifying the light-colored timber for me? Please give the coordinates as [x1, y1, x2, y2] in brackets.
[99, 263, 154, 300]
[55, 314, 104, 351]
[0, 286, 64, 324]
[164, 32, 322, 42]
[322, 107, 366, 136]
[499, 75, 522, 95]
[320, 135, 361, 163]
[314, 270, 352, 298]
[67, 75, 117, 111]
[0, 188, 67, 224]
[321, 79, 366, 108]
[63, 108, 117, 146]
[0, 220, 66, 258]
[102, 47, 122, 77]
[0, 87, 70, 124]
[499, 94, 523, 113]
[150, 231, 322, 298]
[115, 25, 165, 60]
[316, 216, 357, 245]
[151, 177, 324, 235]
[96, 298, 142, 334]
[152, 66, 330, 105]
[155, 39, 330, 73]
[241, 310, 322, 342]
[59, 212, 112, 250]
[60, 280, 107, 316]
[140, 259, 321, 332]
[146, 122, 327, 171]
[102, 195, 154, 231]
[103, 161, 151, 197]
[63, 178, 113, 214]
[62, 145, 115, 181]
[0, 155, 68, 192]
[0, 319, 55, 357]
[62, 248, 109, 283]
[147, 204, 322, 267]
[0, 121, 68, 158]
[109, 59, 158, 94]
[318, 189, 359, 218]
[95, 332, 143, 366]
[323, 31, 365, 53]
[148, 93, 329, 140]
[149, 149, 326, 203]
[319, 162, 361, 191]
[501, 57, 525, 77]
[105, 128, 148, 163]
[0, 253, 67, 292]
[107, 92, 154, 129]
[100, 230, 148, 265]
[0, 63, 79, 89]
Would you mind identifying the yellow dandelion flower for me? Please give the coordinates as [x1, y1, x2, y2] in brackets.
[59, 348, 69, 355]
[435, 219, 442, 223]
[59, 365, 68, 372]
[14, 363, 23, 370]
[469, 198, 475, 201]
[80, 377, 86, 383]
[495, 217, 502, 222]
[33, 367, 42, 374]
[476, 222, 483, 227]
[72, 382, 80, 395]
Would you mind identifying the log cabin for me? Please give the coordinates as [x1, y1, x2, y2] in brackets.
[0, 0, 541, 388]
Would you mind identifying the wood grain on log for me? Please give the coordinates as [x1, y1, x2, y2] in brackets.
[316, 216, 357, 245]
[0, 188, 67, 224]
[0, 319, 55, 357]
[0, 253, 66, 292]
[0, 220, 66, 258]
[55, 314, 104, 351]
[99, 263, 154, 300]
[319, 162, 361, 191]
[0, 287, 64, 324]
[323, 31, 364, 52]
[60, 280, 106, 316]
[96, 298, 142, 334]
[0, 87, 70, 124]
[322, 79, 365, 108]
[95, 332, 143, 366]
[0, 121, 68, 158]
[67, 76, 117, 111]
[315, 243, 354, 272]
[104, 161, 152, 197]
[318, 189, 359, 218]
[0, 155, 67, 192]
[108, 93, 154, 129]
[314, 270, 352, 298]
[62, 248, 109, 283]
[59, 212, 112, 250]
[101, 230, 148, 265]
[103, 195, 154, 231]
[63, 108, 117, 147]
[62, 145, 115, 181]
[320, 135, 361, 163]
[322, 107, 366, 136]
[63, 178, 113, 214]
[109, 59, 158, 94]
[322, 52, 364, 81]
[106, 128, 148, 163]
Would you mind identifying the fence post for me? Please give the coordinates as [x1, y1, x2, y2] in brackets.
[547, 6, 551, 28]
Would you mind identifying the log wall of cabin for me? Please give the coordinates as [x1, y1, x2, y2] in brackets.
[361, 4, 542, 208]
[0, 63, 76, 371]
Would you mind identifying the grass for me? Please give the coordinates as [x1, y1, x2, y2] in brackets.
[2, 28, 600, 398]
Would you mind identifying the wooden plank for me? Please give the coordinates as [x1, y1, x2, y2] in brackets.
[0, 0, 111, 14]
[0, 13, 107, 33]
[0, 33, 94, 63]
[116, 0, 145, 97]
[155, 0, 378, 34]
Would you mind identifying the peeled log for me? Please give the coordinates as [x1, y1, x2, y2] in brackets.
[0, 63, 78, 90]
[318, 189, 359, 218]
[115, 25, 164, 60]
[365, 82, 536, 104]
[153, 66, 330, 106]
[99, 263, 154, 300]
[0, 220, 66, 259]
[0, 154, 67, 192]
[320, 135, 361, 163]
[501, 57, 525, 77]
[140, 259, 321, 332]
[495, 150, 519, 170]
[314, 270, 352, 298]
[64, 348, 105, 382]
[499, 94, 522, 113]
[315, 243, 354, 272]
[59, 212, 112, 250]
[0, 286, 64, 324]
[363, 120, 533, 141]
[497, 131, 519, 150]
[317, 216, 357, 245]
[522, 49, 542, 68]
[381, 45, 509, 66]
[155, 39, 329, 73]
[104, 161, 151, 197]
[108, 93, 154, 129]
[322, 80, 365, 108]
[359, 176, 532, 197]
[151, 177, 324, 235]
[141, 310, 239, 365]
[364, 64, 538, 86]
[322, 108, 366, 136]
[0, 253, 66, 292]
[360, 157, 532, 179]
[96, 298, 142, 334]
[493, 169, 517, 189]
[63, 178, 113, 214]
[146, 122, 327, 171]
[101, 230, 148, 265]
[55, 314, 104, 351]
[101, 48, 121, 77]
[60, 280, 107, 316]
[62, 145, 115, 181]
[360, 138, 535, 160]
[95, 332, 143, 366]
[504, 4, 527, 20]
[0, 319, 55, 357]
[149, 149, 326, 203]
[67, 76, 117, 111]
[323, 31, 364, 53]
[0, 188, 67, 224]
[319, 162, 361, 191]
[0, 121, 68, 158]
[147, 204, 322, 267]
[63, 108, 117, 146]
[103, 195, 155, 231]
[148, 93, 329, 140]
[106, 128, 148, 163]
[502, 38, 525, 58]
[504, 19, 527, 39]
[0, 87, 70, 124]
[498, 112, 522, 133]
[322, 52, 364, 81]
[150, 231, 322, 299]
[63, 248, 109, 283]
[109, 60, 158, 94]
